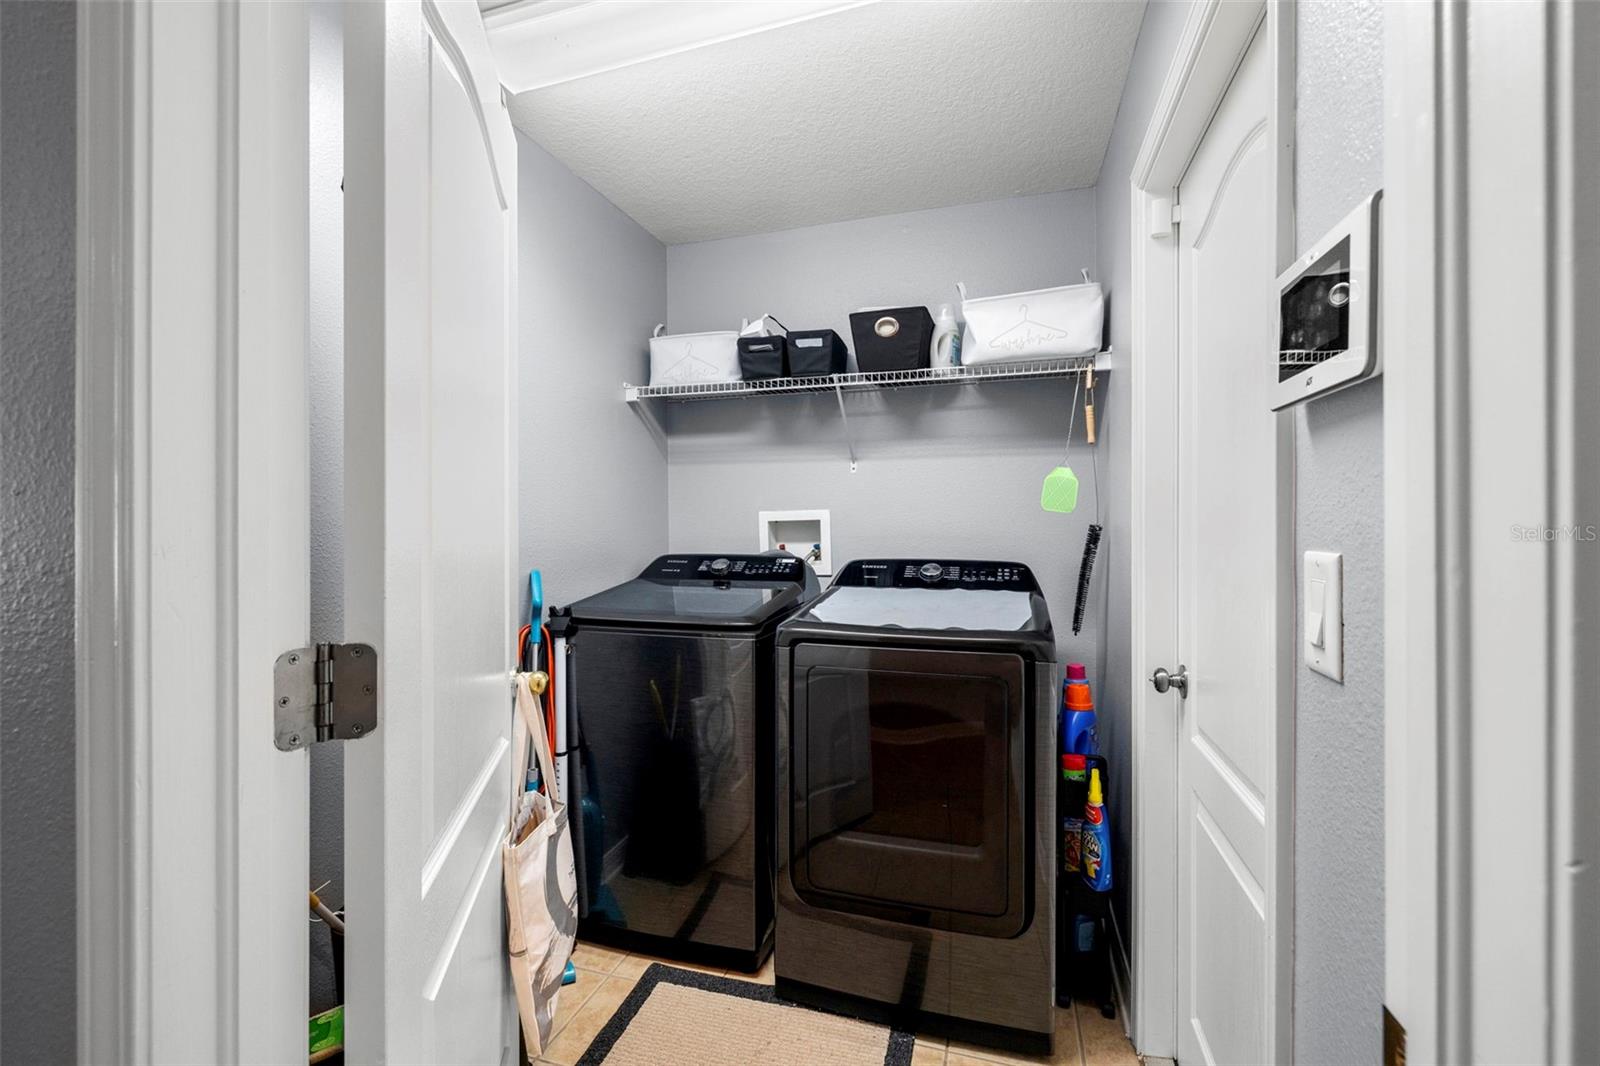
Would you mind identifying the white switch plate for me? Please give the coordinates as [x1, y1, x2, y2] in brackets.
[1304, 550, 1344, 682]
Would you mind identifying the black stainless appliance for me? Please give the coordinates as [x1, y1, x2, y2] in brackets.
[775, 559, 1058, 1053]
[552, 553, 819, 971]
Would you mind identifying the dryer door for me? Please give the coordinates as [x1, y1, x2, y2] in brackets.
[789, 644, 1029, 937]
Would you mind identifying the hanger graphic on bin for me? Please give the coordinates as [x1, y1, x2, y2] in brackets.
[958, 279, 1076, 354]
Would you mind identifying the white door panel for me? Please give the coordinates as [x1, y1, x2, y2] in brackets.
[1190, 807, 1267, 1065]
[345, 2, 519, 1061]
[1175, 24, 1280, 1066]
[1190, 736, 1267, 884]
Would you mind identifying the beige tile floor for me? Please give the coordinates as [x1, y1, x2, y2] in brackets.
[536, 941, 1140, 1066]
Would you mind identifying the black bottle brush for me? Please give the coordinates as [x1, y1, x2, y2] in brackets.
[1072, 523, 1102, 636]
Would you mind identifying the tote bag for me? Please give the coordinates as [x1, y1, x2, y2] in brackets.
[505, 675, 578, 1060]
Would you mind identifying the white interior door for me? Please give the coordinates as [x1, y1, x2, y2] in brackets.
[1169, 26, 1288, 1066]
[343, 2, 521, 1061]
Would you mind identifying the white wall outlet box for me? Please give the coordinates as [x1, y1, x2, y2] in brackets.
[758, 509, 831, 577]
[1303, 550, 1344, 682]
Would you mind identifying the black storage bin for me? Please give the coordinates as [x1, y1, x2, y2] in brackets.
[849, 306, 934, 372]
[738, 335, 788, 381]
[786, 330, 849, 376]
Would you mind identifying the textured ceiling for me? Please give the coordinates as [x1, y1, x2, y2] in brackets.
[504, 1, 1146, 244]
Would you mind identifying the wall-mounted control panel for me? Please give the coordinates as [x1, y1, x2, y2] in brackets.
[1273, 191, 1381, 410]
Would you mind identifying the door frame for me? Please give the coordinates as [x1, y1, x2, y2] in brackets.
[76, 1, 311, 1062]
[1124, 0, 1296, 1058]
[1382, 2, 1599, 1061]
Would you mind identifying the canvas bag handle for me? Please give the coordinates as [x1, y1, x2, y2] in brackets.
[513, 675, 561, 820]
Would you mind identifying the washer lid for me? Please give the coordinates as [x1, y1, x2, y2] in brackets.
[563, 553, 817, 629]
[801, 586, 1037, 632]
[788, 558, 1053, 637]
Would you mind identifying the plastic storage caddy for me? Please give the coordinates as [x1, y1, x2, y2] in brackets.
[958, 278, 1103, 365]
[649, 325, 741, 386]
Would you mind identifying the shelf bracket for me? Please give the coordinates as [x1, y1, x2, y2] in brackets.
[625, 388, 668, 451]
[833, 381, 858, 474]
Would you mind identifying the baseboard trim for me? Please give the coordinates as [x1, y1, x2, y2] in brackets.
[1108, 905, 1136, 1048]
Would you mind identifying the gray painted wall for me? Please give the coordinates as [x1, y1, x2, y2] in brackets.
[308, 0, 345, 1013]
[667, 190, 1098, 350]
[664, 192, 1106, 680]
[1091, 0, 1195, 985]
[0, 2, 77, 1059]
[1292, 1, 1386, 1062]
[518, 133, 669, 611]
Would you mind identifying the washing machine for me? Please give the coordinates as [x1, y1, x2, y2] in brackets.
[550, 552, 819, 972]
[774, 559, 1058, 1053]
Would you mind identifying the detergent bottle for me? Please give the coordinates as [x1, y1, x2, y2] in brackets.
[930, 303, 963, 369]
[1081, 767, 1113, 892]
[1061, 663, 1098, 756]
[1061, 754, 1087, 874]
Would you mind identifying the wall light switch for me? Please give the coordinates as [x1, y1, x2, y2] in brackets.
[1304, 551, 1343, 682]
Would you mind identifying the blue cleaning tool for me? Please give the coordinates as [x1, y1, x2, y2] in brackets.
[528, 570, 544, 645]
[562, 960, 577, 986]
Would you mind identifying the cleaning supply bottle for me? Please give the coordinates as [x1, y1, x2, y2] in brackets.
[1072, 913, 1098, 955]
[1061, 754, 1087, 874]
[1081, 767, 1113, 892]
[1061, 663, 1098, 756]
[930, 303, 962, 370]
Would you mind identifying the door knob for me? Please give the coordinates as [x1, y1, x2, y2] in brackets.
[1150, 665, 1188, 698]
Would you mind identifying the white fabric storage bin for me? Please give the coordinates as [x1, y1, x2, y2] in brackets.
[957, 278, 1104, 364]
[648, 324, 741, 385]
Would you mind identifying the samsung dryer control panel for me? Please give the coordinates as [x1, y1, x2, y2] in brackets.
[832, 558, 1041, 592]
[643, 553, 809, 584]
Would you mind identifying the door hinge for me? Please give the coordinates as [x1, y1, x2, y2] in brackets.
[274, 643, 378, 751]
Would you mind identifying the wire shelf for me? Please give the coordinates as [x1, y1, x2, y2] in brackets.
[623, 353, 1105, 404]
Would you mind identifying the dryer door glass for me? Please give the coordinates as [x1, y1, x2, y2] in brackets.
[789, 645, 1028, 937]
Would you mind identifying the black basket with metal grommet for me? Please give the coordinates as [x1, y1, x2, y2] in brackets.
[849, 306, 933, 372]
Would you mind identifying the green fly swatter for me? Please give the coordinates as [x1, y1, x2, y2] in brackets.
[1041, 373, 1083, 513]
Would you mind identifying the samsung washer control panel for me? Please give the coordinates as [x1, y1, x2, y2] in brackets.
[642, 553, 808, 584]
[832, 558, 1040, 592]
